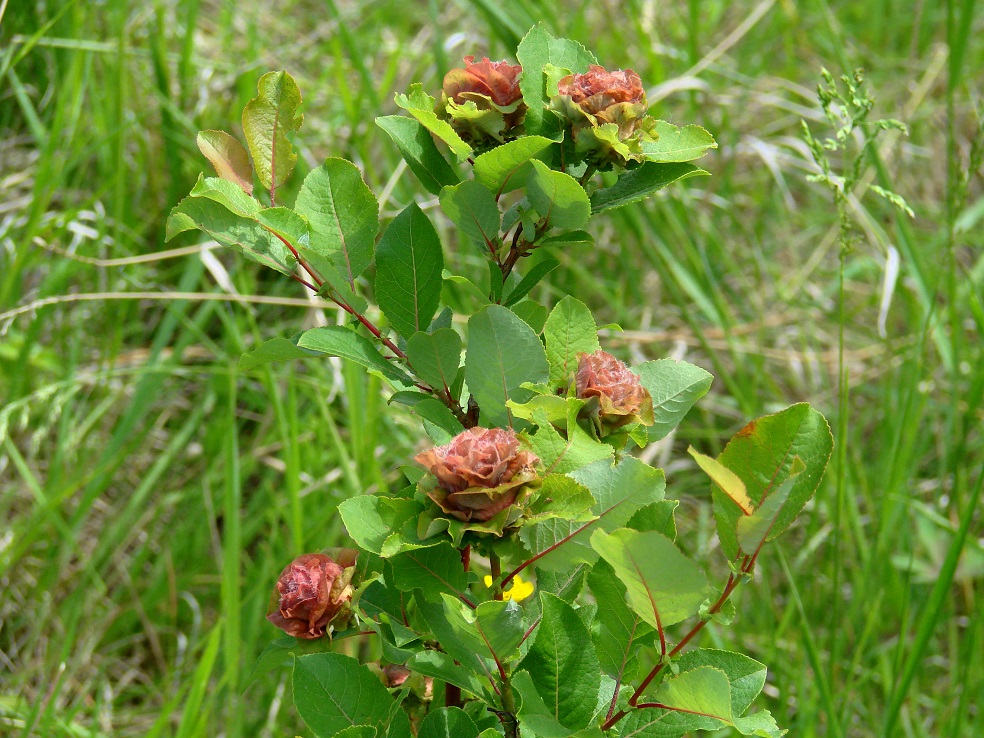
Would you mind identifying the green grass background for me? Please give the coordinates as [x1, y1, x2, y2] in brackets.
[1, 0, 981, 736]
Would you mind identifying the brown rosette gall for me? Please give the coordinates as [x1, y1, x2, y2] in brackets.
[575, 350, 655, 429]
[552, 65, 657, 168]
[266, 550, 358, 639]
[414, 427, 539, 523]
[439, 56, 526, 147]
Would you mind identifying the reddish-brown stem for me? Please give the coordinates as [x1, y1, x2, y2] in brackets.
[289, 273, 318, 292]
[271, 231, 324, 288]
[460, 545, 471, 573]
[445, 683, 462, 709]
[601, 553, 756, 732]
[519, 617, 541, 646]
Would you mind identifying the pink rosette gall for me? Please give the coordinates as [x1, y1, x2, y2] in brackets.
[414, 427, 539, 523]
[266, 550, 358, 639]
[439, 56, 526, 147]
[576, 350, 655, 429]
[552, 65, 657, 168]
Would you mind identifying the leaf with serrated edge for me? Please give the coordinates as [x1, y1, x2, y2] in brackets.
[465, 305, 548, 428]
[376, 115, 459, 195]
[292, 653, 393, 737]
[544, 295, 600, 384]
[517, 593, 600, 730]
[633, 359, 712, 441]
[526, 160, 591, 230]
[590, 162, 707, 213]
[591, 528, 708, 628]
[197, 130, 253, 194]
[736, 457, 805, 552]
[418, 707, 480, 738]
[519, 456, 663, 571]
[642, 121, 718, 163]
[296, 326, 414, 386]
[165, 196, 293, 275]
[689, 447, 753, 515]
[239, 336, 317, 370]
[388, 544, 469, 601]
[395, 84, 472, 162]
[714, 403, 832, 560]
[588, 559, 654, 684]
[473, 136, 555, 194]
[242, 71, 302, 196]
[295, 158, 379, 286]
[407, 328, 462, 392]
[516, 24, 596, 135]
[439, 181, 501, 256]
[374, 203, 444, 339]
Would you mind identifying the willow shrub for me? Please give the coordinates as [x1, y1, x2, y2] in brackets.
[168, 24, 832, 738]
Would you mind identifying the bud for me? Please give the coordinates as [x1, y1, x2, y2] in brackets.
[575, 350, 654, 429]
[381, 663, 412, 688]
[266, 550, 358, 639]
[414, 427, 539, 522]
[439, 57, 526, 147]
[553, 65, 656, 168]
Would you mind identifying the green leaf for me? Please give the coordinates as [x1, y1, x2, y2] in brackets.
[714, 404, 833, 560]
[475, 599, 526, 659]
[242, 71, 303, 195]
[418, 707, 480, 738]
[296, 326, 414, 386]
[292, 653, 394, 737]
[520, 456, 663, 570]
[591, 528, 708, 628]
[244, 635, 332, 691]
[689, 447, 754, 515]
[589, 162, 707, 213]
[402, 397, 464, 444]
[375, 202, 445, 338]
[389, 543, 469, 601]
[516, 24, 596, 136]
[395, 84, 472, 162]
[473, 135, 556, 194]
[535, 565, 588, 603]
[256, 206, 310, 253]
[406, 651, 487, 697]
[522, 407, 614, 476]
[642, 121, 718, 163]
[626, 500, 679, 540]
[539, 230, 594, 248]
[503, 258, 560, 306]
[736, 458, 805, 553]
[166, 195, 295, 275]
[407, 328, 462, 392]
[675, 649, 769, 717]
[633, 360, 713, 441]
[517, 593, 601, 730]
[337, 495, 424, 556]
[239, 336, 317, 370]
[334, 727, 378, 738]
[526, 160, 591, 230]
[196, 130, 253, 194]
[376, 115, 459, 195]
[295, 158, 379, 286]
[588, 559, 654, 684]
[464, 305, 549, 428]
[413, 594, 497, 683]
[651, 666, 784, 737]
[439, 181, 501, 256]
[544, 295, 600, 384]
[510, 300, 548, 333]
[528, 474, 596, 520]
[188, 174, 259, 215]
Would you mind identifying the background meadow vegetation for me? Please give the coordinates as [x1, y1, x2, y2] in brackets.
[1, 0, 981, 736]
